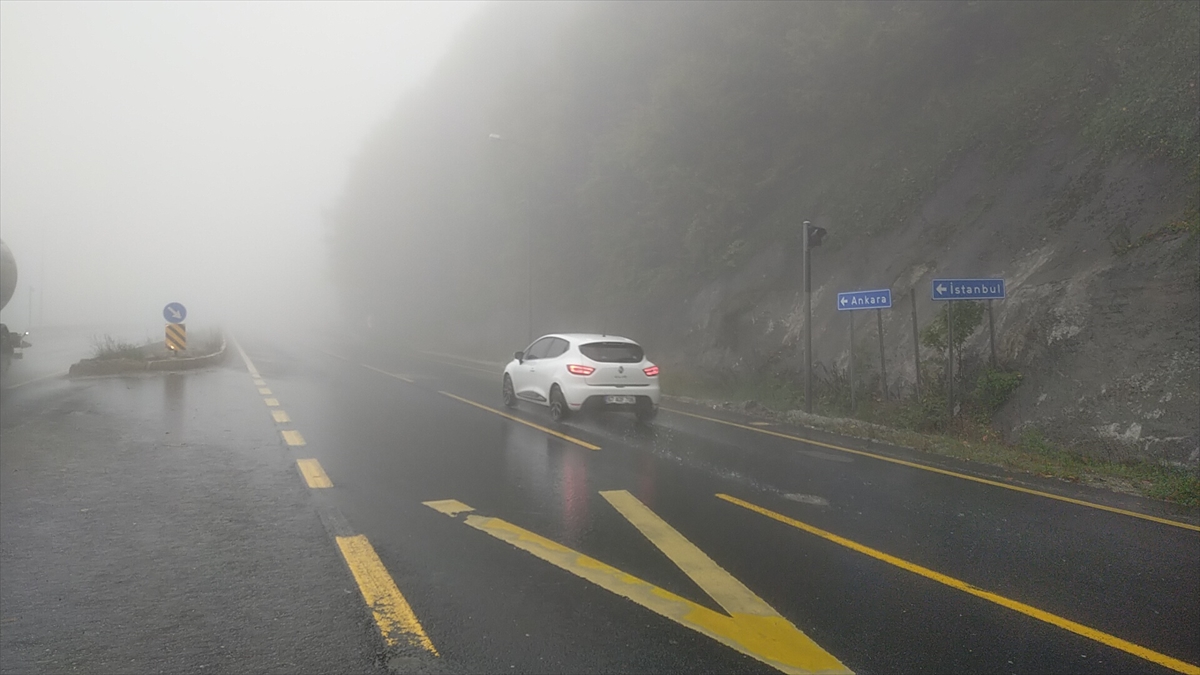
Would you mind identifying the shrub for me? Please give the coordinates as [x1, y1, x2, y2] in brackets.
[973, 368, 1023, 413]
[90, 335, 145, 361]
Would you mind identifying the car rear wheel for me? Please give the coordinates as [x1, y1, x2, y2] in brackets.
[549, 385, 570, 422]
[502, 375, 518, 408]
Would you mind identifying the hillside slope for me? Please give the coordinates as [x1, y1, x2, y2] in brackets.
[328, 1, 1199, 465]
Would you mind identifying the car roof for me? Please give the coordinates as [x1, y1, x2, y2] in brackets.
[541, 333, 637, 344]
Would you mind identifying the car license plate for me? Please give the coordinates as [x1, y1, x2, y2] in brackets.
[605, 395, 636, 405]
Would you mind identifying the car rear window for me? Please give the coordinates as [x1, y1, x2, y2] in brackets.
[580, 342, 644, 363]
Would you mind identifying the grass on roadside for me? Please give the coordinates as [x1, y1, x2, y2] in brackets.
[661, 370, 1200, 507]
[89, 335, 149, 361]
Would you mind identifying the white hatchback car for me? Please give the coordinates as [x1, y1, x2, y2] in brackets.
[502, 333, 660, 422]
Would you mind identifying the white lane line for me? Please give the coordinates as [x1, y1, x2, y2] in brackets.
[2, 371, 67, 390]
[230, 335, 261, 378]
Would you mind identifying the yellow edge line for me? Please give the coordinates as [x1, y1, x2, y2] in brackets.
[438, 391, 599, 450]
[296, 458, 332, 488]
[336, 534, 438, 656]
[718, 493, 1200, 675]
[281, 429, 306, 446]
[666, 407, 1199, 532]
[362, 364, 414, 383]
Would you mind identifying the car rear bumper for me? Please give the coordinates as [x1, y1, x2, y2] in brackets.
[559, 382, 660, 409]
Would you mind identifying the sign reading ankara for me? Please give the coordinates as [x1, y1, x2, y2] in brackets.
[837, 288, 892, 311]
[931, 279, 1006, 301]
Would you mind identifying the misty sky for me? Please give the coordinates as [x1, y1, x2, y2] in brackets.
[0, 1, 480, 336]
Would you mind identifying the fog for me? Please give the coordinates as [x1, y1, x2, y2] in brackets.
[0, 1, 480, 341]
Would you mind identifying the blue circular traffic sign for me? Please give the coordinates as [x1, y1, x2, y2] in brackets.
[163, 302, 187, 324]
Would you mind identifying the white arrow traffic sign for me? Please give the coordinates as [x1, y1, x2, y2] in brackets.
[163, 302, 187, 324]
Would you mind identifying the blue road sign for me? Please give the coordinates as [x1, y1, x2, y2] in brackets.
[931, 278, 1005, 301]
[163, 302, 187, 324]
[837, 288, 892, 311]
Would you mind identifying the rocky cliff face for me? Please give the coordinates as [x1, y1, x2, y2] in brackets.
[671, 134, 1199, 467]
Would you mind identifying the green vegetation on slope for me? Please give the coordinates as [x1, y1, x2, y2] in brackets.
[329, 1, 1198, 349]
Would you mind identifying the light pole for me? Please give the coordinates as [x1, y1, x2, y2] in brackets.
[489, 133, 534, 344]
[801, 220, 827, 413]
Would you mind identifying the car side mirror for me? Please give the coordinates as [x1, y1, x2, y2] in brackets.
[514, 351, 524, 363]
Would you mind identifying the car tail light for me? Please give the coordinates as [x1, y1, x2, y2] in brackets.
[643, 365, 659, 377]
[566, 364, 595, 376]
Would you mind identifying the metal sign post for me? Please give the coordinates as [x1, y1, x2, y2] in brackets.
[803, 226, 811, 413]
[800, 221, 826, 414]
[988, 299, 997, 368]
[848, 313, 856, 412]
[876, 309, 888, 401]
[837, 288, 892, 411]
[910, 289, 921, 400]
[946, 302, 954, 420]
[930, 279, 1006, 419]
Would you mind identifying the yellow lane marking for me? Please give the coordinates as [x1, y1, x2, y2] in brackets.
[2, 371, 68, 390]
[438, 391, 600, 451]
[600, 490, 778, 617]
[253, 378, 266, 386]
[281, 430, 306, 446]
[424, 499, 476, 516]
[718, 493, 1200, 675]
[749, 421, 773, 427]
[230, 335, 261, 378]
[258, 387, 272, 395]
[272, 410, 290, 423]
[296, 458, 332, 488]
[264, 398, 280, 407]
[362, 364, 414, 383]
[336, 534, 438, 655]
[666, 408, 1200, 532]
[424, 497, 849, 675]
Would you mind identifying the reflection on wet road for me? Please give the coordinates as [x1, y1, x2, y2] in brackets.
[2, 330, 1197, 674]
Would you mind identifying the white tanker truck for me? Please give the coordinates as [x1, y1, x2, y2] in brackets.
[1, 239, 32, 376]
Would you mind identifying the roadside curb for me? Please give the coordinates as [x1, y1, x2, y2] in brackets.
[662, 394, 1200, 522]
[68, 336, 228, 377]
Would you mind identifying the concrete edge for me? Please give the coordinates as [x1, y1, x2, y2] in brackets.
[68, 336, 228, 378]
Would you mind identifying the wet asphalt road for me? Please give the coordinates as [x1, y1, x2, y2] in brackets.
[2, 328, 1198, 674]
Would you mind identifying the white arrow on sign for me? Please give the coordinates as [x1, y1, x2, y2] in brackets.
[169, 307, 182, 319]
[840, 297, 848, 306]
[936, 284, 947, 294]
